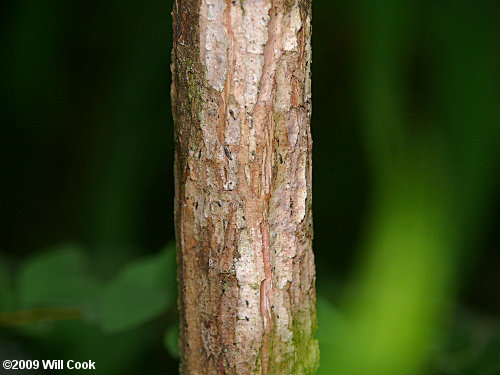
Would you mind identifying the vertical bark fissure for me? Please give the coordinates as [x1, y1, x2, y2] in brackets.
[172, 0, 317, 374]
[259, 219, 273, 375]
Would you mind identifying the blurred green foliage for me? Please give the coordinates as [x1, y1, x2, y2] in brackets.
[0, 244, 177, 373]
[101, 246, 176, 333]
[0, 0, 498, 374]
[18, 245, 101, 321]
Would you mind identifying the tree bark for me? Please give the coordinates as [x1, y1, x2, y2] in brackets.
[172, 0, 317, 374]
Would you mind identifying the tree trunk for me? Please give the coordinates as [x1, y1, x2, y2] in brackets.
[171, 0, 317, 374]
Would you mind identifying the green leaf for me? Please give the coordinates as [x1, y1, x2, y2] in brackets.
[0, 259, 15, 312]
[17, 244, 101, 322]
[100, 245, 176, 333]
[164, 322, 180, 359]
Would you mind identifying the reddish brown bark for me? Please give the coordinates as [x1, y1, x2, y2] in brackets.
[172, 1, 317, 373]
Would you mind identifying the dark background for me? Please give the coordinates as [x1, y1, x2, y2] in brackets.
[0, 0, 498, 374]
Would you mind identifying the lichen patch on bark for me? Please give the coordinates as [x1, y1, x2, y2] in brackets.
[200, 0, 229, 91]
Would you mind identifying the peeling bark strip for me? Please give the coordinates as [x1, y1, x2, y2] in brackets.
[172, 0, 318, 374]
